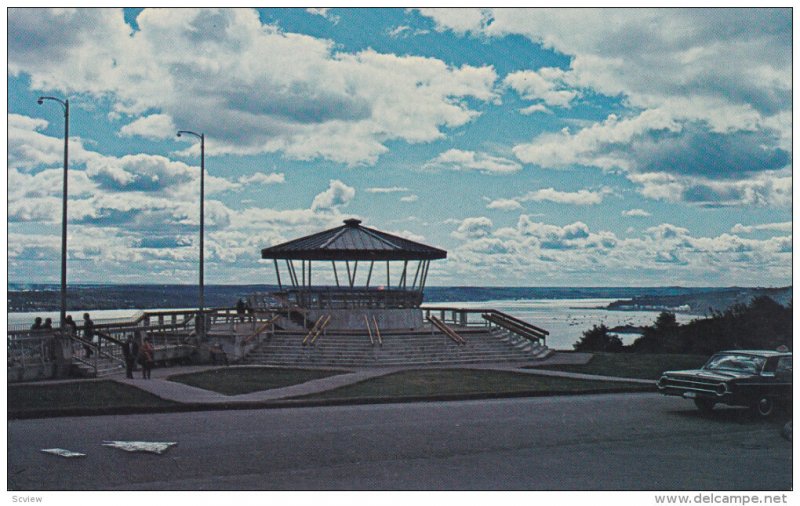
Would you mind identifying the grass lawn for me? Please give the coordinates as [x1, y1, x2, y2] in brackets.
[168, 367, 349, 395]
[8, 380, 176, 414]
[293, 369, 651, 401]
[533, 352, 709, 380]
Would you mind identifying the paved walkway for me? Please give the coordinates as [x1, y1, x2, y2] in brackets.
[104, 352, 651, 404]
[10, 352, 651, 406]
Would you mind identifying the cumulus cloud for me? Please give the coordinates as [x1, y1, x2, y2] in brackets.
[306, 8, 339, 23]
[417, 8, 791, 208]
[119, 114, 176, 140]
[486, 198, 523, 211]
[622, 209, 651, 217]
[731, 222, 792, 234]
[238, 172, 285, 186]
[504, 68, 577, 108]
[424, 148, 521, 174]
[9, 8, 499, 166]
[519, 187, 610, 205]
[311, 179, 356, 211]
[444, 214, 790, 286]
[451, 216, 493, 240]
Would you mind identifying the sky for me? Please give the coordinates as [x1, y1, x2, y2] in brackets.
[6, 7, 793, 287]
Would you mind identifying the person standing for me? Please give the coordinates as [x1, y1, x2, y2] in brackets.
[139, 337, 154, 379]
[236, 298, 246, 322]
[122, 336, 135, 379]
[131, 331, 141, 372]
[82, 313, 95, 358]
[42, 318, 53, 330]
[30, 317, 42, 331]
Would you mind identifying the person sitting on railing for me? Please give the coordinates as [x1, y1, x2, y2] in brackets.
[83, 313, 95, 358]
[30, 317, 42, 331]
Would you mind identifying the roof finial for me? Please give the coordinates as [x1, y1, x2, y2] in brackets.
[344, 218, 362, 227]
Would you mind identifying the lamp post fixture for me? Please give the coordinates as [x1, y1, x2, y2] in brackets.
[176, 130, 205, 338]
[38, 96, 69, 333]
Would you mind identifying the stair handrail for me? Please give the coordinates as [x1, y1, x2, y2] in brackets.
[485, 310, 549, 336]
[427, 315, 466, 345]
[242, 315, 280, 345]
[372, 316, 383, 346]
[482, 312, 547, 346]
[309, 315, 331, 345]
[364, 315, 375, 345]
[302, 315, 326, 345]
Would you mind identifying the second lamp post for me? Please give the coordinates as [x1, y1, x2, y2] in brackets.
[177, 130, 205, 338]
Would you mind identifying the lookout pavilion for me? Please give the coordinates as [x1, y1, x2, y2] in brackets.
[261, 218, 446, 330]
[246, 217, 551, 367]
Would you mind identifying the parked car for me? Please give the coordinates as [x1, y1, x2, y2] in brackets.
[657, 350, 792, 417]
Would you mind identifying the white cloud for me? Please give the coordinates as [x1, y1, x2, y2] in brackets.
[451, 216, 493, 240]
[365, 186, 410, 193]
[306, 8, 339, 24]
[311, 179, 356, 211]
[417, 8, 489, 34]
[519, 187, 610, 206]
[424, 148, 521, 174]
[9, 8, 499, 166]
[504, 68, 577, 108]
[622, 209, 651, 217]
[418, 8, 791, 208]
[238, 172, 285, 186]
[731, 222, 792, 234]
[486, 198, 522, 211]
[400, 194, 418, 203]
[119, 114, 176, 140]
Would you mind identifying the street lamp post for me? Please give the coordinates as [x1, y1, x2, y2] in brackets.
[177, 130, 205, 338]
[38, 96, 69, 333]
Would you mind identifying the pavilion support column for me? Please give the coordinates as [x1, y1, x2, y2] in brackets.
[411, 260, 422, 289]
[365, 261, 374, 288]
[386, 260, 390, 287]
[399, 260, 408, 289]
[332, 261, 340, 287]
[273, 260, 282, 291]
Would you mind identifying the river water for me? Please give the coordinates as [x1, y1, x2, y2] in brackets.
[7, 298, 694, 350]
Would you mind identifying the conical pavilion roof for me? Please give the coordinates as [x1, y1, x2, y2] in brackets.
[261, 218, 447, 261]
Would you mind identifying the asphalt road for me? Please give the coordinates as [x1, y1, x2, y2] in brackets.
[7, 393, 791, 490]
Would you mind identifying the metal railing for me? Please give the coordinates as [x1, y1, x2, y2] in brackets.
[422, 306, 549, 346]
[7, 332, 59, 370]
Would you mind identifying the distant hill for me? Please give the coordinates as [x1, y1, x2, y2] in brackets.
[605, 286, 792, 315]
[6, 283, 791, 313]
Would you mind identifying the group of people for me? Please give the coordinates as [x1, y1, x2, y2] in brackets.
[29, 312, 154, 379]
[29, 317, 54, 330]
[121, 333, 155, 379]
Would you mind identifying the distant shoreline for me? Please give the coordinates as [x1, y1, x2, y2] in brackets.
[7, 284, 789, 313]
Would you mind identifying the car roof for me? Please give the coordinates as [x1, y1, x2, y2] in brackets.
[717, 350, 792, 358]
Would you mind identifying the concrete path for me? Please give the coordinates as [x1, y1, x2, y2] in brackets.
[12, 351, 636, 405]
[103, 351, 648, 404]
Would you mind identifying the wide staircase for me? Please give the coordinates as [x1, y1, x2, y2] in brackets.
[243, 324, 552, 368]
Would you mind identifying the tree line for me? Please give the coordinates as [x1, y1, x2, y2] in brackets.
[574, 296, 792, 355]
